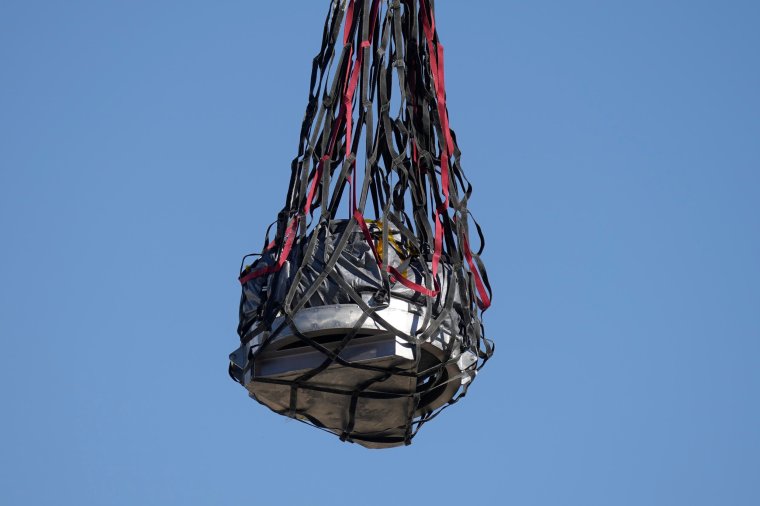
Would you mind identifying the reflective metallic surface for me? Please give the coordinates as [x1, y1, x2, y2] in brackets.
[229, 298, 476, 448]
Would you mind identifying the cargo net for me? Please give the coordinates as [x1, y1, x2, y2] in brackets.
[229, 0, 493, 448]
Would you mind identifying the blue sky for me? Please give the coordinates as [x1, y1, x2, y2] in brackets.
[1, 1, 758, 505]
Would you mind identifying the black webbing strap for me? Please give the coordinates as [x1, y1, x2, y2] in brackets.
[235, 0, 494, 447]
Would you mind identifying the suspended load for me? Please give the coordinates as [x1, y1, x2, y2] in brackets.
[229, 0, 493, 448]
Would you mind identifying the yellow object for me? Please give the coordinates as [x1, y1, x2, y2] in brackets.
[366, 219, 409, 277]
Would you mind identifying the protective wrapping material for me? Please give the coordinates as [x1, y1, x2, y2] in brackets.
[229, 0, 493, 448]
[239, 220, 461, 333]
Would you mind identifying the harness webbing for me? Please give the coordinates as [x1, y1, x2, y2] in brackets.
[233, 0, 494, 447]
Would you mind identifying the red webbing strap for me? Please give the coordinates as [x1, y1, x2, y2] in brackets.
[307, 39, 354, 216]
[344, 0, 380, 216]
[344, 13, 379, 155]
[344, 0, 356, 44]
[354, 210, 382, 265]
[234, 1, 495, 445]
[390, 265, 439, 298]
[306, 0, 380, 219]
[242, 0, 381, 287]
[462, 234, 492, 310]
[420, 0, 452, 206]
[431, 205, 444, 282]
[302, 60, 349, 218]
[239, 217, 299, 285]
[354, 210, 439, 298]
[260, 139, 335, 286]
[419, 0, 450, 284]
[343, 44, 363, 215]
[343, 46, 357, 162]
[418, 1, 490, 312]
[306, 154, 331, 216]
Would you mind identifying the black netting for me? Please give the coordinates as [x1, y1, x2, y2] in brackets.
[229, 0, 493, 448]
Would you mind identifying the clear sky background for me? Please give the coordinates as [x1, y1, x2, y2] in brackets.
[1, 1, 758, 505]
